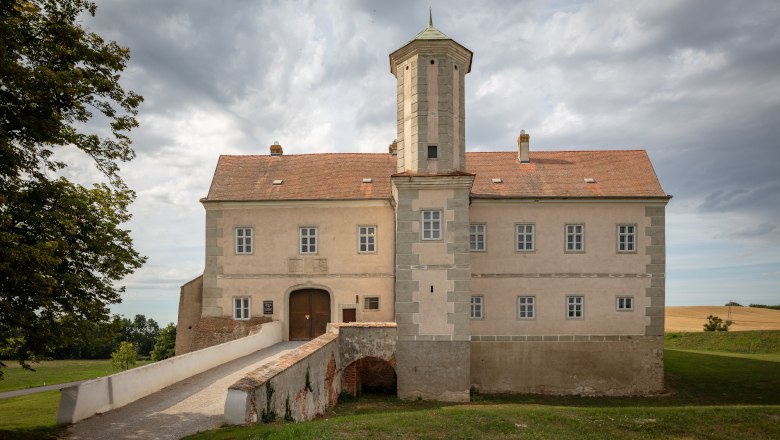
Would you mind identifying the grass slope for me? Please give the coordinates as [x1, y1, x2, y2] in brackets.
[665, 330, 780, 355]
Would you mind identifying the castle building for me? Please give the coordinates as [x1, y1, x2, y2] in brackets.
[176, 16, 670, 400]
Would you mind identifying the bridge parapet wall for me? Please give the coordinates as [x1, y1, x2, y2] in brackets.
[334, 322, 397, 368]
[225, 322, 398, 425]
[58, 321, 282, 425]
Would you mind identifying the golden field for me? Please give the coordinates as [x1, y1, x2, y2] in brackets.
[665, 306, 780, 332]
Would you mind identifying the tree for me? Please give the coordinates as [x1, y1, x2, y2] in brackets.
[150, 323, 176, 362]
[121, 314, 160, 358]
[703, 315, 732, 332]
[111, 341, 137, 371]
[0, 0, 145, 378]
[53, 314, 124, 360]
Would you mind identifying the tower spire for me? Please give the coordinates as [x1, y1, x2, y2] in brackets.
[429, 7, 433, 27]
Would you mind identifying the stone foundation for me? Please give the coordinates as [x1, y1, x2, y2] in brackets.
[470, 336, 664, 396]
[396, 340, 470, 402]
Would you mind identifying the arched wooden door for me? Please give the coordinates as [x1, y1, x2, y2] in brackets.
[289, 289, 330, 340]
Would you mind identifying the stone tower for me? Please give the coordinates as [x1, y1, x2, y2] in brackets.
[390, 13, 474, 402]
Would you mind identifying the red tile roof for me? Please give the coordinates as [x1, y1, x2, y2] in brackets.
[203, 150, 667, 202]
[467, 151, 667, 198]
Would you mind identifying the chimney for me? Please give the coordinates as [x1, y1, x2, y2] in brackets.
[270, 141, 283, 156]
[517, 130, 530, 163]
[389, 139, 398, 156]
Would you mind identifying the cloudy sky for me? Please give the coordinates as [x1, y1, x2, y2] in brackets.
[66, 0, 780, 325]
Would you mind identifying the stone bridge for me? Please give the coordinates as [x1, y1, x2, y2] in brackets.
[224, 322, 397, 424]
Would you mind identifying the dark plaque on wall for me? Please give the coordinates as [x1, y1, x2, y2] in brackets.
[263, 300, 273, 315]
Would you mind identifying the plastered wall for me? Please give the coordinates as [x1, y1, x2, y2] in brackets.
[202, 201, 395, 340]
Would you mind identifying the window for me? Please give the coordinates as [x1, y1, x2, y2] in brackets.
[470, 296, 483, 319]
[567, 296, 584, 319]
[427, 145, 438, 159]
[358, 226, 377, 253]
[516, 224, 535, 251]
[616, 296, 634, 311]
[618, 224, 636, 252]
[233, 297, 250, 320]
[517, 296, 535, 319]
[364, 296, 379, 310]
[299, 227, 317, 254]
[469, 224, 486, 251]
[235, 228, 253, 254]
[422, 210, 442, 240]
[565, 224, 584, 252]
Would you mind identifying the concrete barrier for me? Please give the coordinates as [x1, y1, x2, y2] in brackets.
[57, 320, 282, 424]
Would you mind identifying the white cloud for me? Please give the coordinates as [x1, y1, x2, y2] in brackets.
[71, 0, 780, 322]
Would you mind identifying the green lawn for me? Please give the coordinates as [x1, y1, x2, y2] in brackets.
[0, 359, 150, 393]
[664, 330, 780, 354]
[0, 359, 151, 440]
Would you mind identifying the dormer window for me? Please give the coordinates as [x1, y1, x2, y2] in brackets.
[427, 145, 438, 159]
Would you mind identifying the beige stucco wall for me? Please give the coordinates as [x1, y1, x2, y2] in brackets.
[468, 200, 664, 336]
[203, 201, 395, 340]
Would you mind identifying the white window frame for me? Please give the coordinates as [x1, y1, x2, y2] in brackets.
[617, 224, 637, 253]
[517, 296, 535, 320]
[363, 296, 380, 310]
[235, 227, 253, 255]
[565, 224, 585, 252]
[616, 296, 634, 311]
[358, 225, 377, 253]
[421, 210, 442, 240]
[566, 295, 584, 319]
[299, 226, 317, 254]
[470, 295, 483, 319]
[233, 297, 250, 320]
[516, 223, 535, 252]
[469, 224, 486, 251]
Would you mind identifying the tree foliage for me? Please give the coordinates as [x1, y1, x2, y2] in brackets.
[150, 323, 176, 362]
[0, 0, 145, 377]
[703, 315, 733, 332]
[121, 314, 159, 358]
[111, 341, 137, 371]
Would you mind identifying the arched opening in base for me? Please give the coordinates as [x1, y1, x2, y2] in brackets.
[342, 356, 397, 396]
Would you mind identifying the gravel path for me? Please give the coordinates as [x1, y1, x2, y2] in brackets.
[63, 341, 302, 440]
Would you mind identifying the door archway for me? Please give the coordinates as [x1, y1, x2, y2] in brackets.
[288, 288, 330, 340]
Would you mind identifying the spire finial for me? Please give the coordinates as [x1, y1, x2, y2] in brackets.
[429, 7, 433, 27]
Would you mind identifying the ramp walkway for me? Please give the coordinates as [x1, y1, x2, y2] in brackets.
[64, 341, 302, 440]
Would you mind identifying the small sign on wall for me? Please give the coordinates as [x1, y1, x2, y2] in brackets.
[263, 300, 273, 315]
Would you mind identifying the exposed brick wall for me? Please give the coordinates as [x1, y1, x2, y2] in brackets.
[341, 362, 357, 396]
[189, 316, 272, 352]
[357, 357, 396, 394]
[342, 356, 397, 396]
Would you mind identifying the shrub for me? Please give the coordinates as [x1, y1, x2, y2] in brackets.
[703, 315, 732, 332]
[111, 341, 138, 371]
